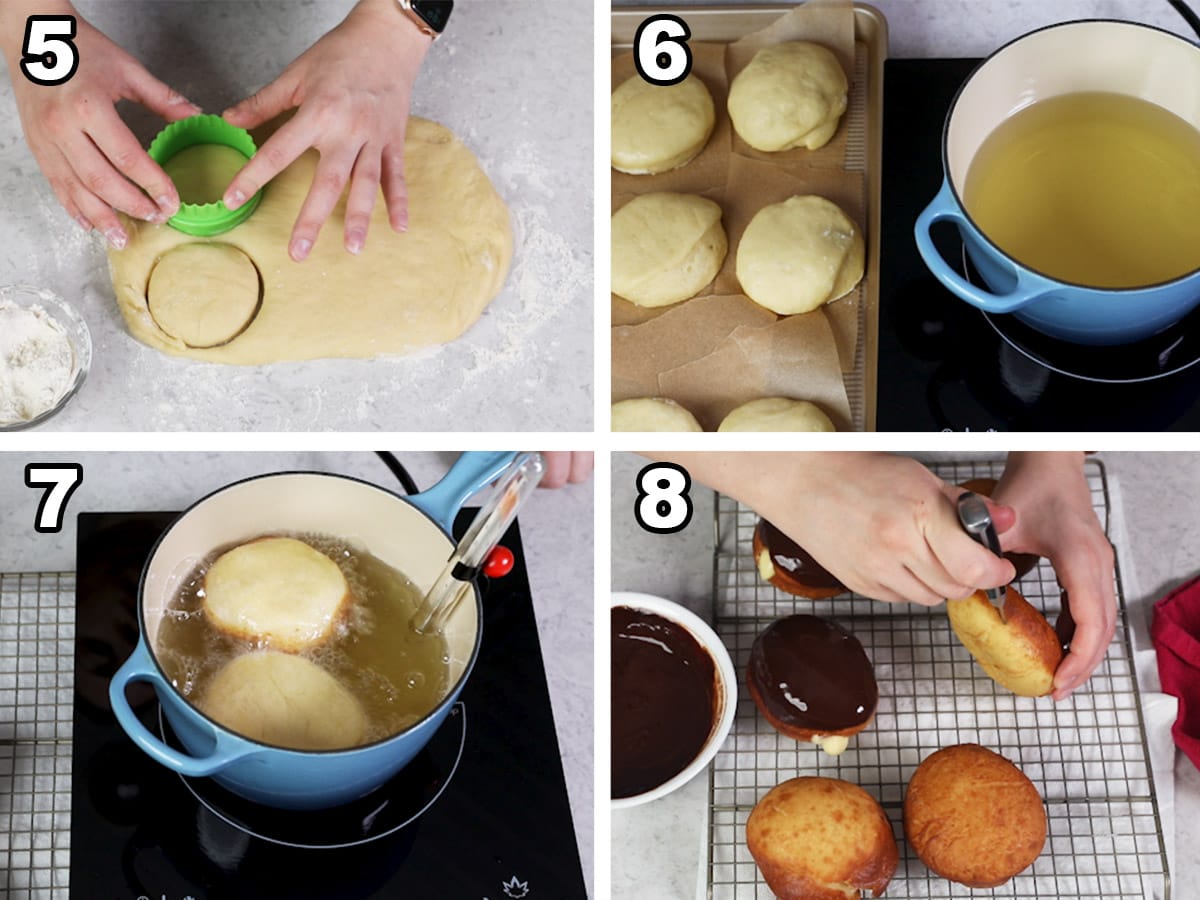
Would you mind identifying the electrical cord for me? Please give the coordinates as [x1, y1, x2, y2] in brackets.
[375, 451, 420, 496]
[1168, 0, 1200, 39]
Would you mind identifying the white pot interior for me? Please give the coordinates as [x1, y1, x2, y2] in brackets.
[141, 473, 477, 689]
[947, 21, 1200, 188]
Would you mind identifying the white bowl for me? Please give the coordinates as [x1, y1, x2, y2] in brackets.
[611, 591, 737, 808]
[0, 284, 91, 430]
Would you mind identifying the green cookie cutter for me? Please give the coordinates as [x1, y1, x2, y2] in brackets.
[148, 114, 263, 237]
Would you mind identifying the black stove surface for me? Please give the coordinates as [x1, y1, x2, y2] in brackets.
[71, 511, 586, 900]
[877, 58, 1200, 431]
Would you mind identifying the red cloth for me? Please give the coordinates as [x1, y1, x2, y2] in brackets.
[1152, 574, 1200, 770]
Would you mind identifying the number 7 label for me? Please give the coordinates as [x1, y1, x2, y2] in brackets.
[24, 463, 83, 534]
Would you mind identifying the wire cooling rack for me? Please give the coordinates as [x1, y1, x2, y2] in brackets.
[0, 572, 74, 898]
[707, 458, 1171, 899]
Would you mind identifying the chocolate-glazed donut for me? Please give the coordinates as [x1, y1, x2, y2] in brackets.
[752, 519, 846, 599]
[747, 614, 877, 755]
[958, 478, 1040, 580]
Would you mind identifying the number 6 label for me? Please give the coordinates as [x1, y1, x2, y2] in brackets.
[20, 16, 79, 87]
[634, 14, 692, 86]
[25, 463, 82, 534]
[635, 463, 692, 535]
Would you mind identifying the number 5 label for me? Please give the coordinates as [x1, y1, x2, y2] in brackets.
[20, 16, 79, 87]
[25, 463, 82, 534]
[634, 14, 692, 86]
[635, 463, 692, 535]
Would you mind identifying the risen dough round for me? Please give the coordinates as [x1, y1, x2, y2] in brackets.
[148, 243, 260, 348]
[717, 398, 836, 432]
[611, 397, 704, 432]
[611, 73, 715, 174]
[612, 193, 727, 308]
[204, 537, 350, 652]
[200, 650, 367, 750]
[736, 195, 865, 314]
[728, 42, 849, 152]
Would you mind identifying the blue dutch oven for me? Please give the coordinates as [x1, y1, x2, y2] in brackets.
[915, 20, 1200, 346]
[109, 451, 516, 810]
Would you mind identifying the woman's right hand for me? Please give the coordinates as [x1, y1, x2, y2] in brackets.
[1, 4, 199, 247]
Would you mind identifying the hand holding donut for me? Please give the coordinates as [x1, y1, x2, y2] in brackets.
[991, 452, 1116, 699]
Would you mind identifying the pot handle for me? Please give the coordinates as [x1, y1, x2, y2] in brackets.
[915, 179, 1057, 314]
[108, 639, 257, 777]
[408, 451, 519, 532]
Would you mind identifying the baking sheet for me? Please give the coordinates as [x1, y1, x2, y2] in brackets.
[611, 3, 886, 430]
[709, 459, 1171, 898]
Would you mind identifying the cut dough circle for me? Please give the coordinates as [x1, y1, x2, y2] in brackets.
[199, 650, 367, 750]
[612, 397, 704, 432]
[148, 243, 260, 348]
[203, 537, 350, 653]
[612, 192, 727, 308]
[163, 144, 248, 206]
[718, 398, 836, 432]
[736, 195, 865, 315]
[611, 73, 716, 175]
[109, 118, 513, 364]
[728, 42, 849, 152]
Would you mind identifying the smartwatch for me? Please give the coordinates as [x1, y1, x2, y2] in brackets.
[396, 0, 453, 39]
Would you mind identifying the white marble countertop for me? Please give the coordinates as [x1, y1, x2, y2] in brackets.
[0, 450, 594, 896]
[611, 450, 1200, 899]
[0, 0, 593, 431]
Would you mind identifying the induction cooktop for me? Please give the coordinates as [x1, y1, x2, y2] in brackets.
[71, 510, 586, 899]
[877, 58, 1200, 431]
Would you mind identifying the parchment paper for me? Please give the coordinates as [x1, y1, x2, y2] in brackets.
[610, 0, 867, 428]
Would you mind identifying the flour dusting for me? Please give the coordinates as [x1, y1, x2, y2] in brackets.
[0, 302, 76, 425]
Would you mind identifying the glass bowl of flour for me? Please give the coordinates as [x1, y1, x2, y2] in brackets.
[0, 285, 91, 430]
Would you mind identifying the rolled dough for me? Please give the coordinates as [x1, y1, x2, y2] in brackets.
[163, 144, 249, 205]
[147, 243, 259, 348]
[108, 117, 512, 364]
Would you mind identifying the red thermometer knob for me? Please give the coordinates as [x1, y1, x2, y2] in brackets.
[483, 545, 514, 578]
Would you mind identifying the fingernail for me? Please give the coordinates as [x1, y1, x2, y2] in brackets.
[346, 231, 364, 255]
[105, 228, 127, 250]
[156, 195, 177, 217]
[225, 189, 246, 211]
[145, 208, 166, 224]
[290, 238, 312, 261]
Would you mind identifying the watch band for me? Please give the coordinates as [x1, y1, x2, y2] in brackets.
[396, 0, 452, 39]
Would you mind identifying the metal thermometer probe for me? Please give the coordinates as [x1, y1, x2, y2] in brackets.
[955, 491, 1007, 621]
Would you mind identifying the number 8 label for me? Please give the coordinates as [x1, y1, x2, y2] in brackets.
[634, 14, 693, 86]
[635, 463, 693, 535]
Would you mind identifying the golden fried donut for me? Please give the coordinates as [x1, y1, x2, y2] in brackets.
[946, 586, 1062, 697]
[747, 776, 898, 900]
[905, 744, 1047, 888]
[203, 536, 351, 653]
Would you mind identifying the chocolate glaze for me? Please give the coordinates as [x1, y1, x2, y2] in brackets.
[748, 615, 876, 734]
[611, 606, 717, 799]
[756, 519, 844, 591]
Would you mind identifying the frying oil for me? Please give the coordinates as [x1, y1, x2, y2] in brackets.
[963, 91, 1200, 288]
[155, 532, 451, 745]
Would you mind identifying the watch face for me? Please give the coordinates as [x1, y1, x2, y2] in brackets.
[412, 0, 453, 32]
